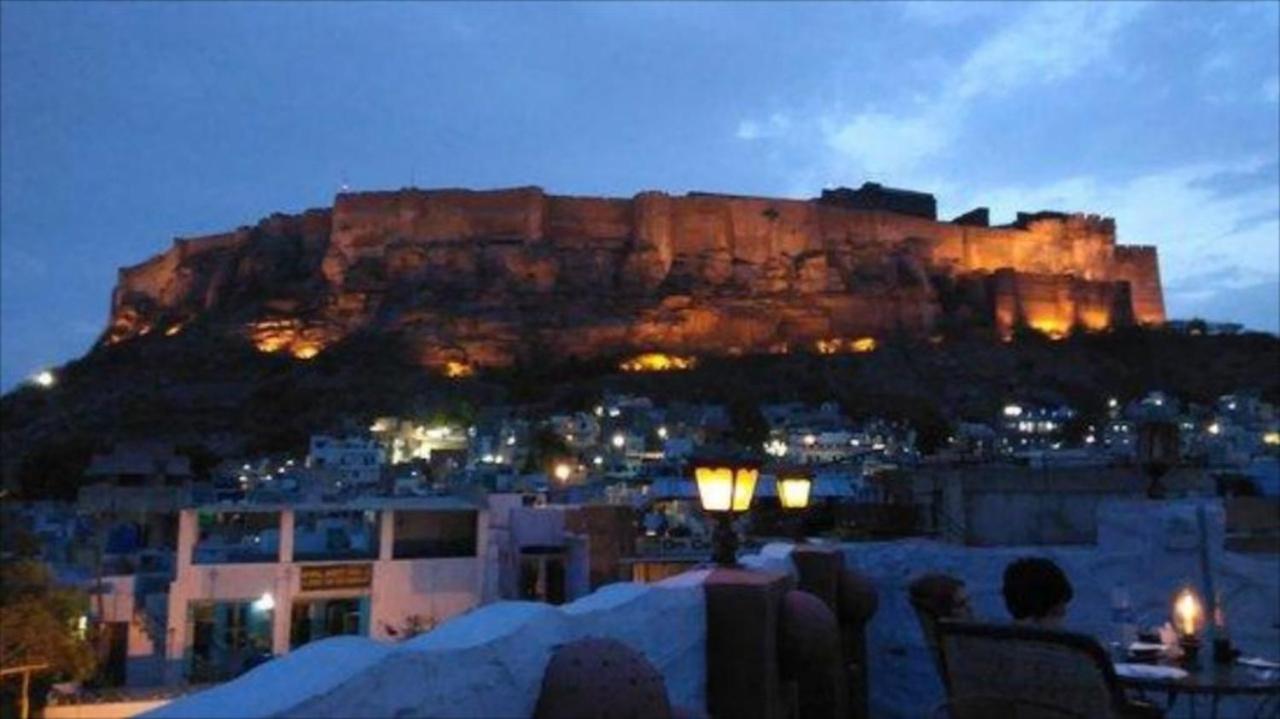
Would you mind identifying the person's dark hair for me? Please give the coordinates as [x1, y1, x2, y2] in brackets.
[909, 573, 966, 619]
[1002, 557, 1074, 620]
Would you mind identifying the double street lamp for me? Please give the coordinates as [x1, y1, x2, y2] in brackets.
[693, 457, 814, 566]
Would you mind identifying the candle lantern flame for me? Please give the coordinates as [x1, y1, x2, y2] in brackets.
[1173, 586, 1203, 638]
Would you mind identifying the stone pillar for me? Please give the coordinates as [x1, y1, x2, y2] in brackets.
[704, 567, 792, 719]
[379, 510, 395, 561]
[780, 589, 847, 719]
[278, 510, 294, 563]
[791, 544, 842, 610]
[176, 509, 197, 571]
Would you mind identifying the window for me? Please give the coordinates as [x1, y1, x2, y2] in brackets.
[392, 510, 477, 559]
[293, 510, 379, 561]
[193, 512, 280, 564]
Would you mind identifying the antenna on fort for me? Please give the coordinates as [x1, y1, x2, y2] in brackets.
[339, 170, 350, 194]
[409, 165, 416, 189]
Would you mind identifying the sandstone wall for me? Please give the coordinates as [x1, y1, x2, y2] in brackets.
[102, 186, 1166, 367]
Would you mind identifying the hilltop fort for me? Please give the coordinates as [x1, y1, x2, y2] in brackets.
[102, 183, 1165, 372]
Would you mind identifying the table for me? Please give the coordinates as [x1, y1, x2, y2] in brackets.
[1116, 659, 1280, 719]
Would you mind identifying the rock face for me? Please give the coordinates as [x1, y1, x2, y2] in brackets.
[102, 184, 1166, 371]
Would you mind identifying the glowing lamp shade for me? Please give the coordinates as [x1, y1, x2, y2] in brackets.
[1172, 586, 1204, 637]
[778, 475, 813, 510]
[695, 464, 759, 513]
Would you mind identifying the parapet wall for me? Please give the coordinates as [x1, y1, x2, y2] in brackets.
[146, 579, 707, 719]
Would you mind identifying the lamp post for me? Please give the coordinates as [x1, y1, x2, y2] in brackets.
[776, 467, 813, 543]
[693, 455, 760, 566]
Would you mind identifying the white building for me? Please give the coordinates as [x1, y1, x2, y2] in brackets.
[307, 435, 384, 488]
[154, 497, 487, 684]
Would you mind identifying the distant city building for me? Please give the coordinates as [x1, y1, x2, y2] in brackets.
[307, 435, 384, 488]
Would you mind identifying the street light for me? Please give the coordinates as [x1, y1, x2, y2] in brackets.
[775, 467, 812, 543]
[693, 454, 760, 566]
[777, 468, 813, 510]
[31, 370, 55, 388]
[553, 462, 572, 482]
[252, 592, 275, 613]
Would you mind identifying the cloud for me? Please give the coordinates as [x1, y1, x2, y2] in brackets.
[898, 1, 1006, 26]
[823, 110, 950, 177]
[735, 113, 791, 141]
[952, 3, 1146, 100]
[738, 4, 1146, 179]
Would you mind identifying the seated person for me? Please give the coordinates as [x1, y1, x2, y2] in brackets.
[1002, 557, 1073, 628]
[909, 573, 973, 674]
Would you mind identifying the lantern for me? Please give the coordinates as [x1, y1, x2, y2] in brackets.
[1172, 586, 1203, 638]
[777, 470, 813, 511]
[1172, 585, 1205, 666]
[695, 464, 759, 513]
[692, 455, 761, 565]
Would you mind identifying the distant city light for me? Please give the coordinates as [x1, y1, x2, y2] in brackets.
[611, 433, 626, 449]
[31, 370, 55, 388]
[803, 434, 817, 447]
[1264, 432, 1280, 446]
[594, 405, 604, 417]
[592, 456, 603, 466]
[1003, 404, 1023, 418]
[764, 439, 788, 457]
[1108, 398, 1118, 409]
[506, 436, 516, 446]
[656, 426, 668, 440]
[1208, 422, 1221, 436]
[553, 463, 572, 482]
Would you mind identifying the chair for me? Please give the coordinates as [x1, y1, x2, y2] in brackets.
[908, 583, 953, 689]
[936, 621, 1163, 719]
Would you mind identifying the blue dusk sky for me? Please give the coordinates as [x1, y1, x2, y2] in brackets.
[2, 2, 1278, 390]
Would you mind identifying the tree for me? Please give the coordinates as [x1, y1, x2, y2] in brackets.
[0, 559, 96, 682]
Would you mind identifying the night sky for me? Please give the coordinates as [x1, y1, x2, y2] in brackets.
[3, 2, 1277, 390]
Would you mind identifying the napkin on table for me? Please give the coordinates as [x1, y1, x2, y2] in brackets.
[1114, 663, 1189, 680]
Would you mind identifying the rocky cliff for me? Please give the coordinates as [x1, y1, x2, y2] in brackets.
[102, 184, 1166, 372]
